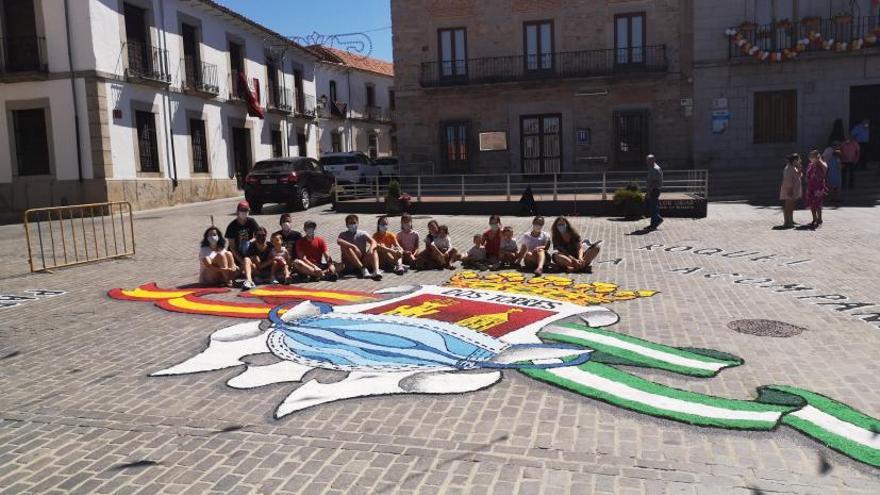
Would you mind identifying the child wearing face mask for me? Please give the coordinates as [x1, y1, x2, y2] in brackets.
[499, 226, 519, 268]
[373, 216, 407, 275]
[199, 226, 237, 286]
[337, 214, 383, 281]
[396, 213, 420, 268]
[462, 234, 489, 271]
[241, 227, 274, 290]
[224, 201, 261, 267]
[293, 221, 339, 282]
[269, 232, 291, 284]
[273, 213, 302, 254]
[482, 215, 503, 269]
[517, 216, 551, 276]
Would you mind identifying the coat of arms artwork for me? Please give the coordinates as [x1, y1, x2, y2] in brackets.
[109, 272, 880, 468]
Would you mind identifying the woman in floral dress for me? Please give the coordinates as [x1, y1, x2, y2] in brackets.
[804, 150, 828, 229]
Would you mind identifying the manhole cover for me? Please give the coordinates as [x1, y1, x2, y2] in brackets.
[727, 319, 806, 337]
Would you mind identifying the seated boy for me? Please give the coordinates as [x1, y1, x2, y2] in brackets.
[242, 227, 273, 289]
[497, 226, 519, 269]
[337, 214, 382, 281]
[373, 216, 406, 275]
[269, 232, 291, 284]
[293, 221, 339, 282]
[462, 234, 489, 271]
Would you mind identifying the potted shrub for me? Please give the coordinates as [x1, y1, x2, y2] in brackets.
[385, 179, 402, 214]
[613, 183, 645, 220]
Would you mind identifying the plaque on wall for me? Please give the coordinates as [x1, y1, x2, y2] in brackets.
[479, 131, 508, 151]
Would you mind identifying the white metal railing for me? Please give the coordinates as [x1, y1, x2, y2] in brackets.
[334, 170, 709, 203]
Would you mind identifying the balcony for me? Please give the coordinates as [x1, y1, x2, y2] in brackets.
[125, 41, 171, 84]
[0, 36, 47, 75]
[295, 93, 318, 118]
[354, 105, 392, 123]
[267, 86, 293, 113]
[420, 45, 668, 87]
[729, 16, 880, 59]
[182, 57, 219, 95]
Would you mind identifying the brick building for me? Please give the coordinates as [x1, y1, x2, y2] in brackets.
[693, 0, 880, 172]
[391, 0, 694, 176]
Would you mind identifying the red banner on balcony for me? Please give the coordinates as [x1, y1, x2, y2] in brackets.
[237, 72, 264, 119]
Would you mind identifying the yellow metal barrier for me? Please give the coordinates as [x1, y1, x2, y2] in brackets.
[23, 202, 135, 272]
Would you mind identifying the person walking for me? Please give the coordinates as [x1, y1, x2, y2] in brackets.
[804, 150, 828, 229]
[851, 119, 870, 170]
[840, 135, 860, 190]
[645, 154, 664, 230]
[827, 149, 843, 203]
[778, 153, 802, 229]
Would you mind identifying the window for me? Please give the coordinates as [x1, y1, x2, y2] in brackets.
[189, 118, 209, 173]
[182, 23, 200, 88]
[614, 110, 648, 164]
[368, 133, 378, 159]
[391, 135, 398, 155]
[441, 121, 470, 172]
[521, 114, 561, 174]
[614, 110, 649, 165]
[329, 80, 338, 102]
[135, 110, 160, 172]
[266, 57, 280, 108]
[271, 129, 283, 157]
[524, 21, 554, 72]
[754, 90, 797, 144]
[11, 108, 50, 176]
[615, 13, 646, 65]
[388, 89, 396, 111]
[331, 131, 342, 153]
[438, 28, 467, 78]
[1, 0, 42, 72]
[229, 41, 245, 98]
[365, 84, 376, 107]
[124, 3, 151, 75]
[293, 69, 305, 112]
[297, 130, 307, 157]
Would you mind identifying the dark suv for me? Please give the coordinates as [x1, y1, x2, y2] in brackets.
[244, 157, 336, 212]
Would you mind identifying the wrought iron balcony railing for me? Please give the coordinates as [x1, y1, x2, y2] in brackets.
[729, 16, 880, 58]
[295, 93, 317, 118]
[268, 86, 293, 112]
[0, 36, 47, 74]
[182, 57, 219, 95]
[354, 105, 392, 123]
[420, 45, 668, 87]
[125, 41, 171, 83]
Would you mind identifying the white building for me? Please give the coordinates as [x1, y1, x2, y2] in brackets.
[0, 0, 321, 212]
[310, 45, 396, 159]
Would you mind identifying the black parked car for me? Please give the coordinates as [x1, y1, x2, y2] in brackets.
[244, 157, 336, 213]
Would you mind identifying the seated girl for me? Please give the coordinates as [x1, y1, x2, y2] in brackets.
[269, 232, 291, 284]
[415, 221, 459, 270]
[551, 216, 600, 274]
[199, 226, 238, 287]
[462, 234, 489, 271]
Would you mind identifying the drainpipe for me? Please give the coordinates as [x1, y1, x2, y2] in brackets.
[158, 0, 178, 188]
[63, 0, 84, 184]
[346, 68, 352, 151]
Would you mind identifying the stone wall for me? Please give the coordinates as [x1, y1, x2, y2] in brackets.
[392, 0, 694, 173]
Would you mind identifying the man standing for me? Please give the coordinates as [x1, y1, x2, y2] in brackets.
[850, 119, 870, 170]
[840, 135, 860, 190]
[645, 154, 664, 230]
[224, 200, 260, 267]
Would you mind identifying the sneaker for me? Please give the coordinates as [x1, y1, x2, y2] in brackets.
[394, 265, 406, 275]
[361, 268, 370, 279]
[371, 271, 383, 281]
[241, 280, 255, 290]
[272, 279, 280, 285]
[325, 272, 339, 282]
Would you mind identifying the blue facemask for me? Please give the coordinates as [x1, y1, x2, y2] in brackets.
[305, 228, 315, 237]
[378, 224, 388, 232]
[347, 224, 358, 233]
[557, 224, 567, 233]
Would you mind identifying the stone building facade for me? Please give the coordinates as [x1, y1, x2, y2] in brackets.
[0, 0, 320, 213]
[693, 0, 880, 171]
[391, 0, 694, 176]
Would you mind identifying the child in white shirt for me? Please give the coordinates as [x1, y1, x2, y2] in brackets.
[462, 234, 489, 270]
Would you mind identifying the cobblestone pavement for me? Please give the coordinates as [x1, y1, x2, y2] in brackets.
[1, 199, 879, 494]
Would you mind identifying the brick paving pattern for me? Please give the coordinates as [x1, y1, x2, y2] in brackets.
[1, 199, 879, 494]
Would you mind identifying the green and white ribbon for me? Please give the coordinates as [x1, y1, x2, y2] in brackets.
[525, 323, 880, 468]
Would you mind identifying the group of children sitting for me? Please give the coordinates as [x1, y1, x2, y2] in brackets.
[199, 201, 602, 290]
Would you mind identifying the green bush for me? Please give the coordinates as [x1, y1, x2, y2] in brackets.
[613, 183, 645, 220]
[385, 179, 402, 214]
